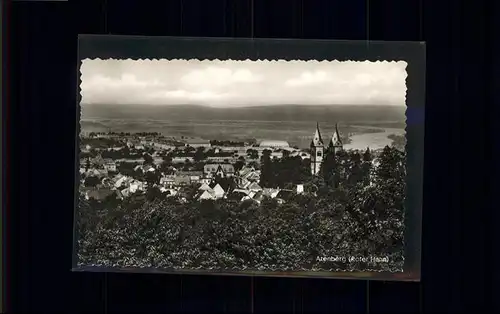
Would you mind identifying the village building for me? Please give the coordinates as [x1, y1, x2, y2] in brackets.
[176, 171, 203, 184]
[103, 158, 117, 172]
[206, 156, 236, 163]
[196, 183, 226, 201]
[184, 138, 211, 149]
[172, 156, 195, 164]
[204, 163, 235, 177]
[259, 140, 290, 148]
[160, 175, 176, 188]
[85, 188, 122, 201]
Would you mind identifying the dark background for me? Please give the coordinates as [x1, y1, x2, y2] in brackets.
[5, 0, 498, 312]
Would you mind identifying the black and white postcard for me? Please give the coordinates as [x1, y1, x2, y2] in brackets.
[73, 36, 425, 281]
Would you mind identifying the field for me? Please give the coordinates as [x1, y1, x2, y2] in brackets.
[80, 104, 406, 148]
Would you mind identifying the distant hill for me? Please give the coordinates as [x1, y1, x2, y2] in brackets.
[81, 104, 406, 123]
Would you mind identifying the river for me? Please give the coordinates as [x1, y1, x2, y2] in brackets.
[344, 125, 406, 151]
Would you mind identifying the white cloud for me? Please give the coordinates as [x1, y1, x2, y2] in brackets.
[181, 67, 262, 87]
[80, 59, 407, 107]
[148, 90, 232, 102]
[285, 71, 331, 87]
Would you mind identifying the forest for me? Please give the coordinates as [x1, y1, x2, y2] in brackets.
[76, 146, 406, 273]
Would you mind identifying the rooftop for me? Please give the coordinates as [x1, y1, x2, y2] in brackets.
[259, 140, 290, 148]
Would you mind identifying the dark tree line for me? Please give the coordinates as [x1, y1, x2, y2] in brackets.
[259, 151, 311, 189]
[387, 134, 406, 151]
[76, 146, 406, 273]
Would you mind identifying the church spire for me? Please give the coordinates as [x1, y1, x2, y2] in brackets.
[311, 122, 324, 147]
[328, 123, 343, 152]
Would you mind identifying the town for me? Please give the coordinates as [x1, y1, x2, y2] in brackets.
[78, 123, 378, 205]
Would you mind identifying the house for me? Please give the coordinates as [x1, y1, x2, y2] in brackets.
[275, 189, 294, 204]
[227, 190, 248, 202]
[245, 171, 260, 182]
[247, 182, 262, 192]
[296, 184, 304, 194]
[195, 183, 225, 200]
[206, 156, 236, 163]
[86, 169, 106, 178]
[197, 189, 216, 201]
[198, 182, 212, 191]
[239, 166, 255, 177]
[262, 188, 280, 198]
[129, 180, 145, 193]
[100, 177, 114, 188]
[238, 167, 260, 182]
[142, 164, 156, 172]
[237, 177, 250, 189]
[270, 151, 284, 159]
[199, 177, 211, 185]
[209, 183, 225, 199]
[153, 142, 176, 150]
[80, 158, 90, 168]
[114, 176, 130, 189]
[160, 175, 176, 188]
[177, 171, 203, 183]
[252, 191, 265, 204]
[232, 188, 250, 195]
[172, 156, 195, 164]
[92, 155, 105, 167]
[162, 188, 178, 197]
[120, 187, 131, 198]
[174, 175, 191, 186]
[103, 158, 117, 172]
[184, 138, 211, 149]
[203, 164, 235, 177]
[85, 188, 119, 201]
[153, 157, 164, 165]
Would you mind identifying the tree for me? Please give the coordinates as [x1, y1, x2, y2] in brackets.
[346, 151, 363, 186]
[193, 147, 205, 162]
[144, 171, 161, 188]
[319, 149, 337, 187]
[234, 160, 245, 172]
[246, 149, 259, 160]
[363, 147, 372, 162]
[84, 176, 100, 188]
[259, 150, 274, 188]
[374, 146, 406, 185]
[361, 148, 373, 186]
[143, 153, 154, 165]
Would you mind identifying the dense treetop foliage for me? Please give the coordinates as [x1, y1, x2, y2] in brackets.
[76, 146, 406, 272]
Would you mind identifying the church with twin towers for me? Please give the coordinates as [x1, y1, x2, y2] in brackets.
[310, 122, 343, 175]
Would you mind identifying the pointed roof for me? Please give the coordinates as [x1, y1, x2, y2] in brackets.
[311, 122, 324, 147]
[215, 164, 225, 174]
[198, 182, 212, 191]
[247, 182, 262, 191]
[212, 183, 225, 195]
[329, 123, 343, 147]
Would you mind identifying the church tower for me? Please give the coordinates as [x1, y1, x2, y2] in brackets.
[310, 122, 325, 175]
[327, 123, 343, 155]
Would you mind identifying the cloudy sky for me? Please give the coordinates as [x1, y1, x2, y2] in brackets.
[80, 59, 407, 107]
